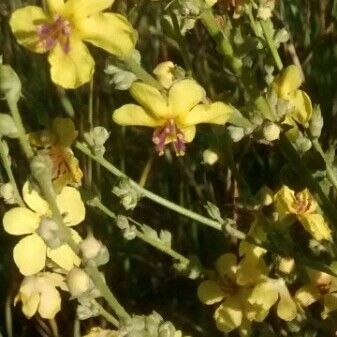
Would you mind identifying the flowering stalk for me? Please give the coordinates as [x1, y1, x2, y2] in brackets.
[0, 139, 24, 206]
[92, 300, 120, 327]
[89, 198, 190, 265]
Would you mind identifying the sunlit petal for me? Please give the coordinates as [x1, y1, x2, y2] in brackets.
[299, 213, 332, 241]
[38, 285, 61, 319]
[197, 280, 225, 305]
[22, 181, 50, 216]
[182, 125, 196, 143]
[113, 104, 162, 127]
[14, 234, 46, 276]
[62, 0, 114, 18]
[3, 207, 39, 235]
[21, 293, 40, 318]
[10, 6, 49, 53]
[295, 285, 321, 307]
[77, 13, 136, 59]
[215, 253, 237, 281]
[168, 79, 205, 116]
[274, 65, 303, 99]
[48, 37, 94, 89]
[46, 0, 64, 14]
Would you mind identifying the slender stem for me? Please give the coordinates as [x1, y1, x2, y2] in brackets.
[311, 138, 337, 193]
[200, 9, 242, 76]
[48, 319, 59, 337]
[90, 198, 190, 265]
[75, 142, 222, 231]
[124, 57, 163, 90]
[92, 300, 120, 327]
[84, 266, 130, 320]
[259, 19, 283, 71]
[0, 139, 24, 206]
[247, 5, 260, 38]
[7, 100, 34, 159]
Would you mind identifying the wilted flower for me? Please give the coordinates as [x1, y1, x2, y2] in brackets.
[3, 181, 84, 275]
[30, 117, 83, 193]
[10, 0, 137, 88]
[274, 185, 332, 241]
[15, 272, 67, 319]
[273, 65, 312, 127]
[113, 79, 232, 156]
[296, 266, 337, 319]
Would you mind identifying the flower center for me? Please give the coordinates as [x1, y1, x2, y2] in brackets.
[152, 119, 186, 156]
[37, 15, 72, 53]
[294, 192, 312, 214]
[219, 276, 238, 295]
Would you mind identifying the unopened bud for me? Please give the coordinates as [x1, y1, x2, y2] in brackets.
[159, 322, 176, 337]
[202, 149, 218, 165]
[37, 218, 61, 249]
[278, 257, 295, 274]
[263, 122, 280, 142]
[0, 113, 17, 138]
[153, 61, 175, 89]
[67, 268, 90, 297]
[80, 235, 102, 261]
[228, 126, 245, 142]
[0, 64, 22, 103]
[256, 186, 274, 206]
[0, 182, 16, 204]
[310, 105, 323, 138]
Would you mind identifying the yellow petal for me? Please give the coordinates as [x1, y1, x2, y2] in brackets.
[322, 293, 337, 319]
[295, 285, 321, 307]
[22, 181, 50, 216]
[47, 229, 81, 270]
[48, 37, 94, 89]
[179, 102, 233, 127]
[38, 285, 61, 319]
[277, 280, 297, 321]
[21, 292, 40, 318]
[214, 295, 243, 333]
[182, 125, 196, 143]
[113, 104, 162, 127]
[130, 82, 171, 119]
[288, 90, 313, 126]
[77, 13, 136, 59]
[238, 318, 252, 337]
[274, 65, 303, 99]
[248, 279, 278, 311]
[9, 6, 48, 53]
[46, 0, 64, 14]
[215, 253, 237, 281]
[274, 185, 296, 215]
[168, 79, 206, 115]
[52, 117, 78, 147]
[62, 0, 114, 18]
[299, 213, 332, 241]
[56, 187, 85, 226]
[3, 207, 39, 235]
[197, 280, 225, 305]
[237, 254, 267, 286]
[14, 234, 47, 276]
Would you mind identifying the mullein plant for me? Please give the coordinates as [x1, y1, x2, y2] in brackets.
[2, 0, 337, 336]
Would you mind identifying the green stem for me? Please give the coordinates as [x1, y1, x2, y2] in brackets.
[92, 300, 120, 327]
[200, 9, 242, 76]
[90, 198, 190, 265]
[247, 5, 260, 38]
[259, 19, 283, 71]
[124, 57, 163, 90]
[84, 266, 130, 320]
[75, 142, 222, 231]
[311, 138, 337, 193]
[0, 139, 24, 206]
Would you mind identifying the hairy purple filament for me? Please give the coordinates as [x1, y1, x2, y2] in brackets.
[36, 15, 72, 53]
[152, 119, 186, 156]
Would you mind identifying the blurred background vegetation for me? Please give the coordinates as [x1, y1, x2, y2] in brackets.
[1, 0, 337, 336]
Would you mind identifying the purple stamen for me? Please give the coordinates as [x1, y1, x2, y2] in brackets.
[152, 119, 187, 156]
[36, 15, 72, 53]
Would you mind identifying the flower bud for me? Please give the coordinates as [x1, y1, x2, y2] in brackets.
[67, 268, 90, 297]
[159, 322, 176, 337]
[37, 218, 62, 249]
[30, 154, 53, 184]
[80, 235, 102, 260]
[0, 113, 17, 138]
[0, 182, 16, 204]
[228, 126, 245, 142]
[0, 64, 22, 103]
[263, 122, 281, 142]
[153, 61, 175, 89]
[310, 105, 323, 138]
[256, 186, 274, 206]
[278, 257, 295, 274]
[202, 149, 218, 165]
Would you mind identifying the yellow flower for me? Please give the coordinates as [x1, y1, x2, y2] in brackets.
[14, 272, 67, 319]
[273, 65, 312, 126]
[274, 185, 332, 241]
[113, 79, 233, 156]
[3, 181, 84, 276]
[197, 253, 266, 335]
[295, 266, 337, 319]
[10, 0, 137, 88]
[30, 117, 83, 193]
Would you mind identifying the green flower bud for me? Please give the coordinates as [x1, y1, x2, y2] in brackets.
[159, 322, 176, 337]
[0, 64, 21, 103]
[202, 149, 218, 165]
[0, 182, 16, 204]
[309, 105, 323, 138]
[0, 113, 17, 138]
[263, 122, 281, 142]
